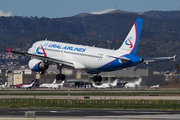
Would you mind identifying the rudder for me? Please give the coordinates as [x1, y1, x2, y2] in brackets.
[117, 18, 143, 55]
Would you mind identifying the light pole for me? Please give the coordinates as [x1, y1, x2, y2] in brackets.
[107, 40, 112, 49]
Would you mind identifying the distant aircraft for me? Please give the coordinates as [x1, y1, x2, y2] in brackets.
[51, 81, 64, 89]
[17, 80, 34, 88]
[8, 18, 176, 82]
[39, 79, 56, 88]
[39, 79, 64, 89]
[150, 84, 159, 89]
[124, 78, 142, 88]
[0, 82, 8, 89]
[92, 79, 118, 89]
[21, 81, 34, 89]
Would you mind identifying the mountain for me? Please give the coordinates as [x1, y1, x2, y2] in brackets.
[1, 10, 180, 71]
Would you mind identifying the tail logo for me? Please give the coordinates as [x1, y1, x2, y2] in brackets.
[125, 36, 133, 48]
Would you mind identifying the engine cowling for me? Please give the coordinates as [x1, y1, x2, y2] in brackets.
[28, 59, 48, 72]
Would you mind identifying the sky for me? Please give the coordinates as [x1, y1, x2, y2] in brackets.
[0, 0, 180, 18]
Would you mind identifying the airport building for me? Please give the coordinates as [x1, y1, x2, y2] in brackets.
[1, 68, 165, 88]
[0, 69, 13, 86]
[13, 73, 56, 87]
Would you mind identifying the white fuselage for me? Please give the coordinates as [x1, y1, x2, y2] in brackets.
[92, 79, 118, 89]
[21, 82, 34, 89]
[150, 84, 159, 89]
[124, 78, 142, 88]
[39, 81, 64, 89]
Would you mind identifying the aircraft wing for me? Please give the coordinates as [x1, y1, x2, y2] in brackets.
[143, 55, 176, 64]
[8, 48, 74, 68]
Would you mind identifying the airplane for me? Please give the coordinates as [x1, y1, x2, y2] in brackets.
[21, 81, 34, 89]
[92, 79, 118, 89]
[39, 79, 56, 88]
[150, 84, 159, 89]
[92, 82, 110, 89]
[124, 78, 142, 88]
[39, 79, 64, 89]
[0, 82, 8, 89]
[51, 80, 64, 89]
[17, 80, 34, 88]
[8, 18, 176, 82]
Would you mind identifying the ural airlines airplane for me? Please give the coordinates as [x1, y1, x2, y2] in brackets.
[21, 81, 34, 89]
[8, 18, 175, 82]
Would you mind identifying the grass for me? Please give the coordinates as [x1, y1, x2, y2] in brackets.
[0, 99, 180, 110]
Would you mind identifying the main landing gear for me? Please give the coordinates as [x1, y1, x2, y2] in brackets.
[93, 74, 102, 82]
[56, 64, 65, 81]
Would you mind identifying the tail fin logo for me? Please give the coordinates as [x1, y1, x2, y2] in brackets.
[125, 36, 133, 48]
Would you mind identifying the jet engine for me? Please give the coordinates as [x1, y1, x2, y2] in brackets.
[28, 59, 48, 72]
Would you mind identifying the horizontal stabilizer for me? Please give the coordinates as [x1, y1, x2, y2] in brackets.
[144, 55, 176, 64]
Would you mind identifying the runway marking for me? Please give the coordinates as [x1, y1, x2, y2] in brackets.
[90, 114, 180, 119]
[111, 111, 168, 114]
[50, 111, 58, 113]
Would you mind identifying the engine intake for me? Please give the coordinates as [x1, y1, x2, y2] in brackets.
[28, 59, 48, 72]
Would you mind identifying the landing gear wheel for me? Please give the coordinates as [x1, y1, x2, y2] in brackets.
[41, 71, 45, 75]
[56, 74, 66, 81]
[61, 74, 65, 80]
[93, 76, 102, 82]
[97, 76, 102, 82]
[93, 76, 97, 82]
[56, 74, 61, 80]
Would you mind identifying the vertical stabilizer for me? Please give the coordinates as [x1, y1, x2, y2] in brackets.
[52, 79, 56, 84]
[110, 79, 118, 87]
[4, 82, 7, 87]
[92, 82, 97, 88]
[31, 82, 34, 86]
[60, 81, 65, 88]
[135, 78, 142, 86]
[117, 18, 143, 55]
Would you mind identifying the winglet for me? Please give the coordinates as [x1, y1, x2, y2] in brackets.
[173, 55, 176, 61]
[8, 47, 11, 53]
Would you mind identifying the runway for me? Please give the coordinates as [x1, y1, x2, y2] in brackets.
[0, 95, 180, 100]
[0, 109, 180, 120]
